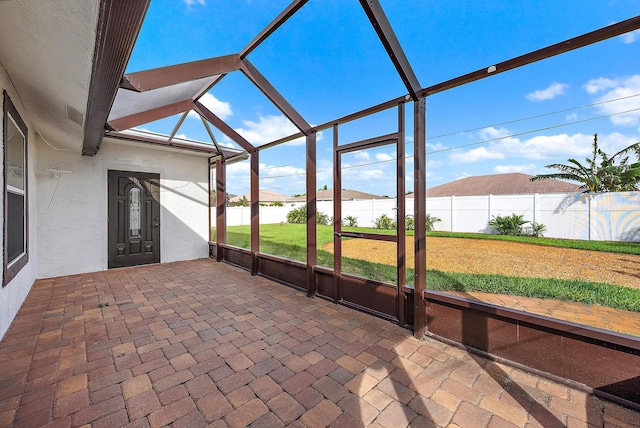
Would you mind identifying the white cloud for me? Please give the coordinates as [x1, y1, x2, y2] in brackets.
[224, 159, 250, 195]
[592, 131, 640, 154]
[260, 164, 304, 179]
[621, 29, 640, 44]
[184, 0, 205, 5]
[584, 75, 640, 126]
[258, 163, 306, 195]
[234, 114, 318, 146]
[506, 133, 594, 160]
[493, 164, 537, 174]
[478, 126, 511, 140]
[565, 112, 579, 122]
[188, 93, 232, 120]
[449, 146, 505, 164]
[354, 151, 370, 161]
[375, 153, 394, 162]
[343, 167, 386, 181]
[447, 129, 639, 166]
[525, 82, 568, 101]
[584, 77, 621, 95]
[426, 142, 447, 152]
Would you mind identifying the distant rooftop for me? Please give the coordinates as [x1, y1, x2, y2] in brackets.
[290, 189, 386, 202]
[229, 190, 291, 203]
[426, 173, 580, 197]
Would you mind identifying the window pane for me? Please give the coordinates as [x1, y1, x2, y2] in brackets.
[7, 192, 25, 263]
[6, 115, 25, 191]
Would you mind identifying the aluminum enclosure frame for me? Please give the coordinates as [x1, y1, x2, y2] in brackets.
[100, 0, 640, 410]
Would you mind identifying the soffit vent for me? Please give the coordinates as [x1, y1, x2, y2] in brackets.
[66, 104, 84, 126]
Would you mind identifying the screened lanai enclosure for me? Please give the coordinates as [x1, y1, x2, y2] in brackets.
[102, 0, 640, 410]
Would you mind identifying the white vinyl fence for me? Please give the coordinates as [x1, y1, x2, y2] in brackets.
[219, 191, 640, 242]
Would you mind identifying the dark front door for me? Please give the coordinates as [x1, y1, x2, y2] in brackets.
[108, 170, 160, 268]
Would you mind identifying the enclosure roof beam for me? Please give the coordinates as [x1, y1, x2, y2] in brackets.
[107, 99, 194, 131]
[194, 100, 256, 153]
[83, 0, 151, 156]
[359, 0, 421, 101]
[239, 0, 308, 59]
[258, 95, 407, 150]
[201, 116, 224, 159]
[259, 15, 640, 150]
[240, 58, 311, 134]
[120, 54, 241, 92]
[422, 15, 640, 96]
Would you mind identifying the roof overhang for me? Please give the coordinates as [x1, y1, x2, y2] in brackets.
[0, 0, 149, 154]
[105, 128, 246, 159]
[82, 0, 151, 155]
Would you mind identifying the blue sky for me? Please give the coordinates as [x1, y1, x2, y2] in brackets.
[127, 0, 640, 198]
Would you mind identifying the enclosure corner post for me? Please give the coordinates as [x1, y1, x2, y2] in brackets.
[250, 149, 260, 275]
[306, 131, 318, 297]
[413, 98, 427, 338]
[333, 124, 341, 304]
[397, 102, 407, 326]
[216, 159, 226, 262]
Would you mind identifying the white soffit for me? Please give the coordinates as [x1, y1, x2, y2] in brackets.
[108, 77, 214, 122]
[0, 0, 100, 150]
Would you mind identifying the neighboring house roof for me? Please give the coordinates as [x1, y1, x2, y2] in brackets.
[425, 173, 580, 197]
[229, 190, 291, 203]
[290, 189, 385, 202]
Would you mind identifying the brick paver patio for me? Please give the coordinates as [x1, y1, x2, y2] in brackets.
[0, 259, 638, 427]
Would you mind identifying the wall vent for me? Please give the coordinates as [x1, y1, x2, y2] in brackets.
[66, 104, 84, 126]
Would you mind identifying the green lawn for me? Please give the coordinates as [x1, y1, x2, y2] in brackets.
[212, 224, 640, 312]
[215, 224, 398, 283]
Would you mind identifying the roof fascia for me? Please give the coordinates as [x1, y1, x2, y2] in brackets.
[107, 99, 194, 131]
[239, 0, 309, 59]
[240, 59, 311, 134]
[423, 15, 640, 96]
[193, 100, 256, 153]
[120, 54, 240, 92]
[83, 0, 151, 156]
[104, 130, 236, 155]
[358, 0, 421, 101]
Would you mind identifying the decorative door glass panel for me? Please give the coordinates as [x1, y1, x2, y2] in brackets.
[129, 187, 141, 237]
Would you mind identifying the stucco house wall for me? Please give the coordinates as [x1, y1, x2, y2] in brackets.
[36, 137, 210, 279]
[0, 68, 39, 339]
[1, 67, 211, 341]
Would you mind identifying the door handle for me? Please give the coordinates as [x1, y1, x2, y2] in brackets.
[153, 218, 160, 227]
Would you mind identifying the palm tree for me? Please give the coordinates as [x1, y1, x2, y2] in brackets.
[530, 134, 640, 193]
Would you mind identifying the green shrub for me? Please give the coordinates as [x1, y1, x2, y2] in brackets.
[343, 215, 358, 227]
[488, 213, 545, 237]
[529, 222, 547, 238]
[286, 205, 331, 225]
[286, 205, 307, 224]
[425, 214, 441, 232]
[405, 216, 415, 230]
[489, 213, 527, 236]
[317, 211, 331, 226]
[374, 214, 396, 230]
